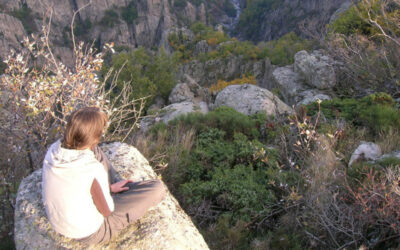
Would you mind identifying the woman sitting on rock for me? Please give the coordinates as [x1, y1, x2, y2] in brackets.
[42, 107, 166, 245]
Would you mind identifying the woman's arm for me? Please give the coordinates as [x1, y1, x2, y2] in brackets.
[110, 179, 133, 193]
[90, 178, 112, 217]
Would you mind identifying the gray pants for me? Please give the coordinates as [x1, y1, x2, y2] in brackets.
[77, 146, 166, 245]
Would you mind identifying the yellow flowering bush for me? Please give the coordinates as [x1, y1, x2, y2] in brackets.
[208, 75, 257, 93]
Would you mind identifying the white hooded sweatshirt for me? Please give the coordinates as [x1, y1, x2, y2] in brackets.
[42, 140, 114, 239]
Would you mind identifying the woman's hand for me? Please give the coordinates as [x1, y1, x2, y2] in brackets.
[110, 180, 133, 193]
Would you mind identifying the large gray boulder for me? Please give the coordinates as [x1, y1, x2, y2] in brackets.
[14, 143, 209, 250]
[297, 90, 331, 106]
[214, 84, 292, 116]
[348, 142, 382, 167]
[272, 60, 333, 106]
[194, 40, 211, 55]
[272, 65, 306, 104]
[294, 50, 337, 90]
[140, 101, 209, 131]
[158, 101, 209, 123]
[168, 75, 210, 104]
[168, 83, 195, 104]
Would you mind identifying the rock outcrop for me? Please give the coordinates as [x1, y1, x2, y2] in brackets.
[272, 65, 305, 103]
[294, 50, 337, 90]
[140, 101, 209, 131]
[297, 90, 331, 106]
[14, 142, 209, 250]
[0, 0, 235, 65]
[272, 50, 336, 106]
[348, 142, 382, 167]
[176, 54, 275, 88]
[0, 13, 27, 59]
[214, 84, 292, 116]
[168, 75, 210, 104]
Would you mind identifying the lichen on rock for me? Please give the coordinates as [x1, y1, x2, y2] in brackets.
[214, 84, 292, 116]
[14, 142, 209, 250]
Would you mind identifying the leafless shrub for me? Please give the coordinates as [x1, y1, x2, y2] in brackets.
[376, 128, 400, 153]
[328, 0, 400, 95]
[299, 135, 363, 248]
[0, 9, 145, 241]
[278, 102, 321, 168]
[131, 124, 196, 192]
[298, 135, 400, 248]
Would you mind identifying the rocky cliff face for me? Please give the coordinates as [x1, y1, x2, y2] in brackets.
[234, 0, 352, 42]
[0, 0, 233, 65]
[0, 0, 353, 66]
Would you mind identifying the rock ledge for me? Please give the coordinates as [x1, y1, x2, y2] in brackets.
[14, 142, 209, 250]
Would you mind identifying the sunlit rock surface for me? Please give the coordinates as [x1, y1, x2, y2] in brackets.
[14, 142, 209, 250]
[214, 84, 292, 116]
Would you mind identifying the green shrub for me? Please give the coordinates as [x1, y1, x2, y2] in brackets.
[190, 22, 209, 34]
[101, 47, 177, 111]
[170, 106, 266, 139]
[144, 106, 304, 248]
[180, 130, 278, 220]
[12, 3, 37, 34]
[190, 22, 229, 44]
[122, 1, 138, 24]
[259, 32, 314, 66]
[329, 5, 373, 35]
[236, 0, 281, 38]
[189, 0, 204, 6]
[100, 9, 120, 28]
[360, 105, 400, 133]
[202, 216, 250, 250]
[171, 23, 312, 64]
[377, 157, 400, 167]
[347, 162, 384, 185]
[328, 0, 393, 36]
[0, 61, 6, 74]
[211, 40, 262, 61]
[267, 227, 304, 250]
[74, 19, 92, 37]
[306, 93, 400, 134]
[223, 0, 236, 17]
[174, 0, 187, 8]
[161, 109, 293, 221]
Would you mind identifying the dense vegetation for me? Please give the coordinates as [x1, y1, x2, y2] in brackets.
[11, 3, 37, 34]
[235, 0, 281, 39]
[169, 22, 313, 65]
[135, 107, 299, 248]
[121, 1, 138, 24]
[306, 93, 400, 134]
[99, 9, 120, 28]
[101, 47, 178, 111]
[327, 0, 400, 93]
[134, 92, 400, 249]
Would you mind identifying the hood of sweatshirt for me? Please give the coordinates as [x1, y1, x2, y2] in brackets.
[44, 139, 96, 168]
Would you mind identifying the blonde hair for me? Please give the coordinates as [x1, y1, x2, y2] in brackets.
[63, 107, 108, 149]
